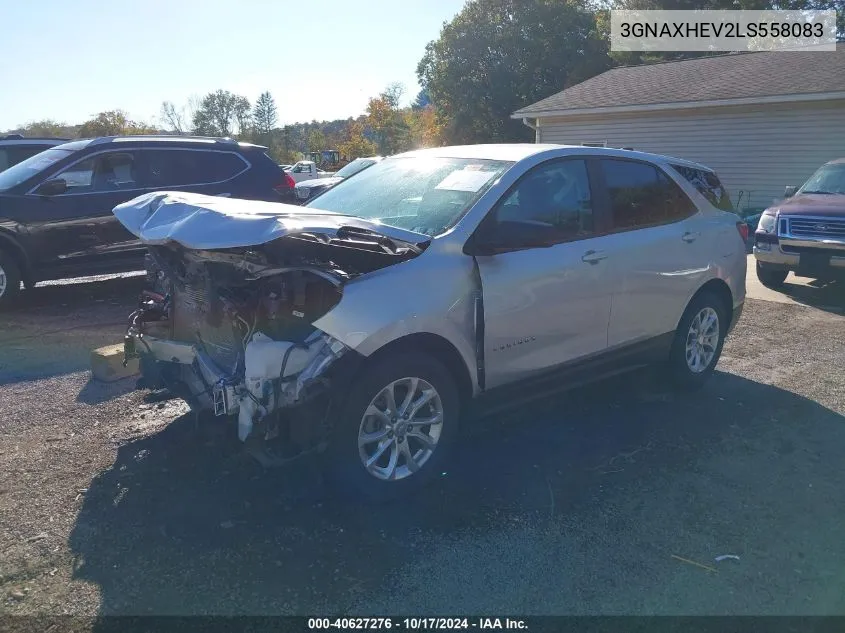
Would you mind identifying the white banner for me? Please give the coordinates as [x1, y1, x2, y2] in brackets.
[610, 10, 838, 52]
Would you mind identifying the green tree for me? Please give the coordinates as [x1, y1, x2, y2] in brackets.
[192, 90, 251, 137]
[417, 0, 611, 144]
[78, 110, 157, 137]
[252, 91, 278, 143]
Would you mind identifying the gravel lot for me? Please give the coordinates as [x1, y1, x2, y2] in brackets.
[1, 267, 844, 618]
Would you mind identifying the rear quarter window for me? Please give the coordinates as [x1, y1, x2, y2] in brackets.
[671, 164, 733, 211]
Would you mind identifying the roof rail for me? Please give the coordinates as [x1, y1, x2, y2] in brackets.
[89, 134, 243, 145]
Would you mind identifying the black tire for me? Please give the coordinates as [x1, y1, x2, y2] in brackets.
[324, 352, 460, 503]
[0, 250, 22, 309]
[666, 291, 728, 392]
[756, 261, 788, 289]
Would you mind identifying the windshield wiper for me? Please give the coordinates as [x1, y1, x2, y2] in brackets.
[799, 190, 835, 195]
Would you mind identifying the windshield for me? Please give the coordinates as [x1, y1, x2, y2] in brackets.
[0, 148, 73, 192]
[305, 156, 513, 236]
[799, 163, 845, 195]
[334, 158, 376, 179]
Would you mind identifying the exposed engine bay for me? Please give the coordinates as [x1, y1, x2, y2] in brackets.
[117, 191, 431, 466]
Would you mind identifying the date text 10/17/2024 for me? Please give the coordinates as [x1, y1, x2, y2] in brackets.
[307, 618, 529, 630]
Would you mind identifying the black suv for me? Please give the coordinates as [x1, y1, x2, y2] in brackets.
[0, 134, 69, 172]
[0, 135, 295, 307]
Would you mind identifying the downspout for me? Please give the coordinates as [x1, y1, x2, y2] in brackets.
[521, 117, 540, 143]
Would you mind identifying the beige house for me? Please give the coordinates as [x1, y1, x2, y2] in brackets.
[513, 44, 845, 213]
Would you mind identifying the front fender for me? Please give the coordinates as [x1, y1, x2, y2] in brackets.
[312, 248, 480, 393]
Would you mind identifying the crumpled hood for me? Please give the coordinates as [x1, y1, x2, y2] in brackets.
[297, 176, 342, 189]
[113, 191, 431, 251]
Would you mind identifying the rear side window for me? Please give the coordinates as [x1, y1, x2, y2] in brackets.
[671, 163, 733, 211]
[0, 146, 48, 171]
[141, 150, 247, 188]
[600, 159, 696, 231]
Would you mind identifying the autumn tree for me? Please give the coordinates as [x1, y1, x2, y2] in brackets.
[17, 120, 76, 138]
[366, 83, 411, 155]
[418, 0, 611, 144]
[192, 90, 251, 137]
[407, 106, 444, 149]
[339, 119, 378, 160]
[78, 110, 157, 137]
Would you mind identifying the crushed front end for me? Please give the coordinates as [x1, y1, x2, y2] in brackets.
[114, 191, 431, 466]
[125, 246, 353, 466]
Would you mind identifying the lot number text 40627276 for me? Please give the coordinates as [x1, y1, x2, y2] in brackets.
[307, 617, 529, 630]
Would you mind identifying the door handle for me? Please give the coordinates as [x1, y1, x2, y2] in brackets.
[682, 231, 699, 243]
[581, 250, 607, 264]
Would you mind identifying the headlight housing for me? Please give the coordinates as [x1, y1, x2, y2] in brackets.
[757, 209, 778, 234]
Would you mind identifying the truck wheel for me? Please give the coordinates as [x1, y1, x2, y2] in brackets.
[756, 262, 788, 289]
[325, 352, 459, 503]
[0, 250, 22, 309]
[665, 291, 728, 392]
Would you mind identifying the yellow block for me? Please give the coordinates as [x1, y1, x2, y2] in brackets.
[90, 343, 139, 382]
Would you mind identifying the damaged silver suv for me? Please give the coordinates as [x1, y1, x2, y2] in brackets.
[117, 144, 747, 500]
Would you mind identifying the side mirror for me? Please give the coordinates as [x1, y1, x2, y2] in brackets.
[35, 178, 68, 196]
[465, 220, 555, 256]
[784, 185, 797, 198]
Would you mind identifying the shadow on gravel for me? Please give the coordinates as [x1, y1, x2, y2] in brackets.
[69, 370, 845, 616]
[778, 278, 845, 315]
[76, 376, 138, 405]
[0, 275, 142, 385]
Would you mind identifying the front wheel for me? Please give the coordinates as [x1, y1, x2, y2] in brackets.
[756, 261, 788, 289]
[325, 353, 459, 502]
[665, 291, 728, 391]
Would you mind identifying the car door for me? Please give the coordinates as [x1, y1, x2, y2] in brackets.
[472, 158, 613, 389]
[592, 157, 708, 348]
[22, 150, 146, 267]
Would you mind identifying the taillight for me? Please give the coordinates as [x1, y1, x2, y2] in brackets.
[273, 173, 295, 193]
[736, 221, 749, 242]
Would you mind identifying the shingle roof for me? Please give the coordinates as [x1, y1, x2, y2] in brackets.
[514, 43, 845, 117]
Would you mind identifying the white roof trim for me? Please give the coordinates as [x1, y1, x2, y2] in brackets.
[512, 90, 845, 120]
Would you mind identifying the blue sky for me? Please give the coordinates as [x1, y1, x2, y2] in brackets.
[0, 0, 466, 130]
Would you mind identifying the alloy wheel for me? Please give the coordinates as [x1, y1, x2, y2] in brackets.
[357, 376, 444, 481]
[685, 307, 720, 373]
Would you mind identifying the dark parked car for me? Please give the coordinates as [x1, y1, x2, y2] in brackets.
[294, 156, 383, 203]
[0, 134, 69, 172]
[753, 158, 845, 288]
[0, 135, 295, 307]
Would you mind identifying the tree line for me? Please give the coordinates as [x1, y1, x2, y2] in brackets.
[6, 0, 843, 157]
[6, 84, 441, 165]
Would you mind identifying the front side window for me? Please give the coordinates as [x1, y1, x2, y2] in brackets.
[55, 152, 138, 193]
[601, 159, 696, 231]
[495, 159, 594, 242]
[334, 158, 376, 179]
[0, 148, 73, 192]
[799, 163, 845, 195]
[671, 163, 733, 211]
[306, 156, 513, 237]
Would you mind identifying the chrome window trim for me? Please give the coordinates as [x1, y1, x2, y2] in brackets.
[25, 147, 251, 197]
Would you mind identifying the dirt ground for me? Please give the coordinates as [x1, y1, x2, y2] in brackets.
[1, 266, 844, 619]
